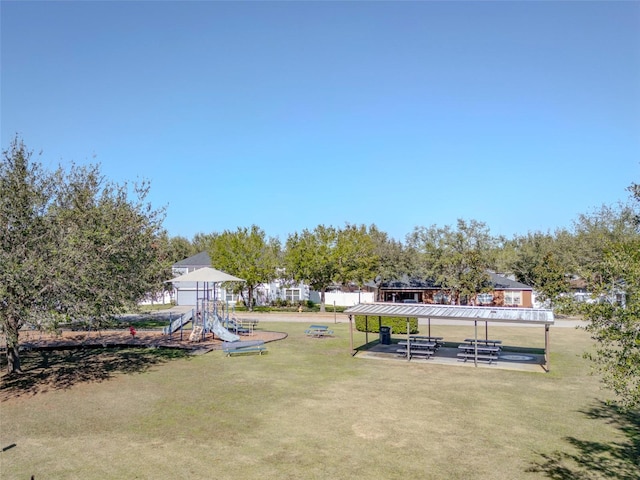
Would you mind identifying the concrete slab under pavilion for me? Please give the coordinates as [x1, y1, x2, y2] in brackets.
[344, 303, 555, 372]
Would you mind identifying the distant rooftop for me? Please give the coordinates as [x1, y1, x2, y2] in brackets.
[486, 272, 532, 290]
[173, 251, 211, 268]
[377, 272, 532, 291]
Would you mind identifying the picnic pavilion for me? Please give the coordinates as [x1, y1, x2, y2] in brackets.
[343, 303, 555, 371]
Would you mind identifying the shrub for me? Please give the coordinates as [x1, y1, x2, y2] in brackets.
[354, 315, 418, 334]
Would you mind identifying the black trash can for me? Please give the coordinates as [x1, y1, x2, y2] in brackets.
[380, 326, 391, 345]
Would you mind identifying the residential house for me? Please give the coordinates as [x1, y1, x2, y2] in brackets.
[172, 251, 212, 276]
[374, 272, 534, 308]
[568, 276, 626, 306]
[171, 252, 309, 306]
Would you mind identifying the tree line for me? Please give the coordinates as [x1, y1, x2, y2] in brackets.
[170, 202, 638, 314]
[2, 137, 638, 408]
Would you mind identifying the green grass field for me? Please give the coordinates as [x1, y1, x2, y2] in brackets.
[1, 322, 638, 479]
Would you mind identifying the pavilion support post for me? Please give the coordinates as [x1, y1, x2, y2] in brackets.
[349, 315, 354, 356]
[202, 291, 207, 340]
[365, 316, 368, 346]
[544, 324, 550, 372]
[428, 317, 431, 337]
[474, 320, 478, 367]
[407, 318, 411, 362]
[485, 321, 489, 341]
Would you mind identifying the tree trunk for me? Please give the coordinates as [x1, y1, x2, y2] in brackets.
[248, 286, 254, 312]
[5, 316, 23, 374]
[320, 289, 326, 313]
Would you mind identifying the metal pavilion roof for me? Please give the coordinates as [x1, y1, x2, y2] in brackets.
[344, 302, 554, 325]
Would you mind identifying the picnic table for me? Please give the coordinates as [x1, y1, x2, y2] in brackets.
[228, 319, 251, 335]
[236, 318, 258, 335]
[457, 342, 500, 364]
[397, 340, 436, 359]
[305, 325, 334, 337]
[464, 338, 502, 348]
[240, 318, 259, 328]
[410, 335, 444, 347]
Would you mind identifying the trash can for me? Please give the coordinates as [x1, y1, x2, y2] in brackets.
[380, 326, 391, 345]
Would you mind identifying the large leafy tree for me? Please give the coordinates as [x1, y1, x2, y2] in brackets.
[191, 231, 218, 254]
[52, 166, 169, 321]
[508, 231, 572, 307]
[510, 232, 560, 287]
[1, 139, 57, 373]
[334, 224, 380, 291]
[370, 225, 421, 286]
[284, 225, 339, 312]
[571, 202, 638, 284]
[1, 137, 168, 374]
[209, 225, 280, 310]
[408, 219, 495, 304]
[581, 183, 640, 409]
[166, 235, 196, 264]
[491, 235, 519, 276]
[531, 252, 570, 308]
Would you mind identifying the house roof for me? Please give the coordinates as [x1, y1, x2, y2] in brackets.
[173, 251, 211, 268]
[377, 275, 439, 290]
[168, 267, 244, 283]
[378, 272, 532, 291]
[487, 272, 532, 291]
[344, 302, 554, 325]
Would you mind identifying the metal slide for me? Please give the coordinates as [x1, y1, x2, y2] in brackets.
[163, 309, 194, 334]
[209, 316, 240, 342]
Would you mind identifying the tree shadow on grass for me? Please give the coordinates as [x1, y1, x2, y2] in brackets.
[528, 401, 640, 479]
[0, 347, 190, 401]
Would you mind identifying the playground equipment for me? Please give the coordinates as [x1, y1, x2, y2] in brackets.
[163, 309, 194, 334]
[209, 316, 240, 342]
[165, 266, 245, 342]
[202, 300, 239, 341]
[188, 299, 239, 342]
[163, 300, 239, 342]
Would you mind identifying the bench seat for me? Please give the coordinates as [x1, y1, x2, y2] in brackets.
[410, 336, 444, 347]
[224, 345, 267, 356]
[223, 340, 267, 356]
[457, 352, 499, 364]
[397, 348, 435, 358]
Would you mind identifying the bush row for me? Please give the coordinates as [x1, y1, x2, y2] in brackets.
[354, 315, 419, 334]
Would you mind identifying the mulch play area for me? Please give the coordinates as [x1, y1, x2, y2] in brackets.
[12, 328, 287, 355]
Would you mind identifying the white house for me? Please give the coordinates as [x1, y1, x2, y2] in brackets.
[171, 252, 218, 305]
[171, 252, 309, 307]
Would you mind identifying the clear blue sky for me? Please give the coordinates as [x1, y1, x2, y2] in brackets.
[2, 1, 639, 242]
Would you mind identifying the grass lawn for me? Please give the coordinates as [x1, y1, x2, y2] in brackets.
[1, 322, 638, 479]
[135, 304, 175, 313]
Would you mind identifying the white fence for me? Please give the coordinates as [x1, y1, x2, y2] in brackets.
[138, 291, 173, 305]
[309, 291, 374, 307]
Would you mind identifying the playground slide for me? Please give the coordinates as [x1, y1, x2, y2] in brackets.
[163, 309, 194, 334]
[210, 317, 240, 342]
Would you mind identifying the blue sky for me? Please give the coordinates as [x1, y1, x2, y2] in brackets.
[2, 1, 639, 242]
